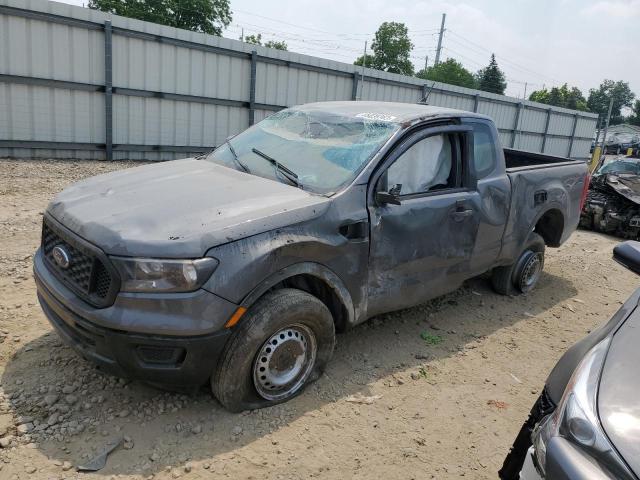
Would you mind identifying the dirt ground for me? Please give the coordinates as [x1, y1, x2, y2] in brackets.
[0, 158, 637, 480]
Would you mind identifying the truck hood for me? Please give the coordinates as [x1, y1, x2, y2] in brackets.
[598, 304, 640, 477]
[47, 158, 331, 257]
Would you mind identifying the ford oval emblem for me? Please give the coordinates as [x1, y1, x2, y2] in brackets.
[52, 245, 71, 269]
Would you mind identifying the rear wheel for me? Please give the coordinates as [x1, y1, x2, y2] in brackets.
[492, 232, 545, 296]
[212, 288, 335, 412]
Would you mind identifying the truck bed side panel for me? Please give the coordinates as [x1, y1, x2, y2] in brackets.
[504, 148, 576, 169]
[499, 162, 587, 264]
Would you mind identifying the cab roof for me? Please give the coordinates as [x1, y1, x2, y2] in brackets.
[296, 101, 491, 125]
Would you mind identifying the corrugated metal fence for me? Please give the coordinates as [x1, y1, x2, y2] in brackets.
[0, 0, 598, 161]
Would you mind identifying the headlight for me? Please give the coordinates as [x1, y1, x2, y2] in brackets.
[111, 257, 218, 293]
[531, 339, 635, 479]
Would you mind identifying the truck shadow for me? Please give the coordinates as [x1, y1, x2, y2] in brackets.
[1, 271, 578, 476]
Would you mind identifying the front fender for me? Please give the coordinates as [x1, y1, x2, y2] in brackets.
[238, 262, 356, 328]
[202, 225, 368, 327]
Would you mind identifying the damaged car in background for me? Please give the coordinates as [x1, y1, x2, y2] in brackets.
[34, 101, 588, 412]
[580, 158, 640, 239]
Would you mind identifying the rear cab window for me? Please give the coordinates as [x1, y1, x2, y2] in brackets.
[466, 121, 498, 179]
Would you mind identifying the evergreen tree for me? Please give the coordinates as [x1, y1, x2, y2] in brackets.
[476, 54, 507, 95]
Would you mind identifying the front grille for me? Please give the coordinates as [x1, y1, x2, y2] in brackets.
[41, 217, 119, 308]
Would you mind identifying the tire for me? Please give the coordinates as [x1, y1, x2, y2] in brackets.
[212, 288, 335, 412]
[491, 232, 545, 296]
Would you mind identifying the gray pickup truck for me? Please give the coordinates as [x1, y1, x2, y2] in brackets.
[34, 101, 588, 411]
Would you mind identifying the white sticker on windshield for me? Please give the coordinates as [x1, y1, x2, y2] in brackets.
[355, 112, 398, 122]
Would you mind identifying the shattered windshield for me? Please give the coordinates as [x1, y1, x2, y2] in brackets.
[206, 108, 400, 194]
[598, 160, 640, 176]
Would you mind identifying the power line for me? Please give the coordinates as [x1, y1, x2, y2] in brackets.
[446, 29, 562, 85]
[233, 8, 375, 38]
[228, 14, 554, 96]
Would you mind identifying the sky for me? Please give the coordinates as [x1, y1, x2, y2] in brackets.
[58, 0, 640, 101]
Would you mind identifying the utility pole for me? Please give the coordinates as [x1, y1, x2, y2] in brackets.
[434, 13, 446, 66]
[598, 97, 614, 164]
[523, 82, 528, 100]
[241, 28, 244, 42]
[360, 41, 367, 100]
[424, 55, 429, 71]
[594, 115, 602, 146]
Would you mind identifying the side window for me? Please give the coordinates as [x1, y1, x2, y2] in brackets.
[470, 122, 497, 178]
[386, 134, 457, 196]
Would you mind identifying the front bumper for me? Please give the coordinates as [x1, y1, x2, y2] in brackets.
[500, 389, 556, 480]
[34, 248, 235, 388]
[520, 438, 623, 480]
[520, 447, 543, 480]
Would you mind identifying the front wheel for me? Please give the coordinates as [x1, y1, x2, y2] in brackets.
[211, 288, 335, 412]
[491, 232, 545, 296]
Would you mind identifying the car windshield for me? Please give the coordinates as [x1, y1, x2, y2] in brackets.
[598, 161, 640, 175]
[205, 108, 400, 194]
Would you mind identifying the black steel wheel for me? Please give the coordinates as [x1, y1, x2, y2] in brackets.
[492, 232, 545, 296]
[212, 288, 335, 412]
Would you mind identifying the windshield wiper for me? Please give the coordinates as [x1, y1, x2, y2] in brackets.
[251, 147, 302, 188]
[226, 139, 250, 173]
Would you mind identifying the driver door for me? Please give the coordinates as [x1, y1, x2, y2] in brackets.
[366, 125, 481, 316]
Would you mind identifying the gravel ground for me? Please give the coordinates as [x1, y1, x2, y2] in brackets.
[0, 158, 637, 480]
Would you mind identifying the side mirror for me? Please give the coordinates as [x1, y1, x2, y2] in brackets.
[375, 191, 401, 206]
[613, 241, 640, 275]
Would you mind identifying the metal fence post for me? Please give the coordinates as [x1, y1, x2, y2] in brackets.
[248, 50, 257, 125]
[351, 72, 359, 100]
[541, 108, 552, 153]
[104, 20, 113, 161]
[567, 113, 578, 158]
[511, 102, 523, 148]
[473, 94, 479, 112]
[419, 83, 428, 103]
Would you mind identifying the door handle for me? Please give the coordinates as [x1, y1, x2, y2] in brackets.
[450, 208, 473, 221]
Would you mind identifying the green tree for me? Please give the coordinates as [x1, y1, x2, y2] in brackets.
[89, 0, 231, 36]
[416, 58, 476, 89]
[243, 33, 262, 45]
[475, 54, 507, 95]
[264, 40, 288, 51]
[529, 84, 588, 111]
[627, 100, 640, 127]
[586, 80, 635, 123]
[241, 34, 288, 51]
[354, 22, 414, 75]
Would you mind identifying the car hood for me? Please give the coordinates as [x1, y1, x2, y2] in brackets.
[47, 158, 331, 257]
[601, 173, 640, 205]
[598, 304, 640, 477]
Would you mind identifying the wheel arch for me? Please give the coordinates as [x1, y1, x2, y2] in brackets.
[534, 207, 565, 247]
[239, 263, 356, 332]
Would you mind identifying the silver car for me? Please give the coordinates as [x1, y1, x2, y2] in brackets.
[501, 241, 640, 479]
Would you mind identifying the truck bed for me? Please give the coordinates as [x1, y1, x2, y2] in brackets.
[504, 148, 584, 171]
